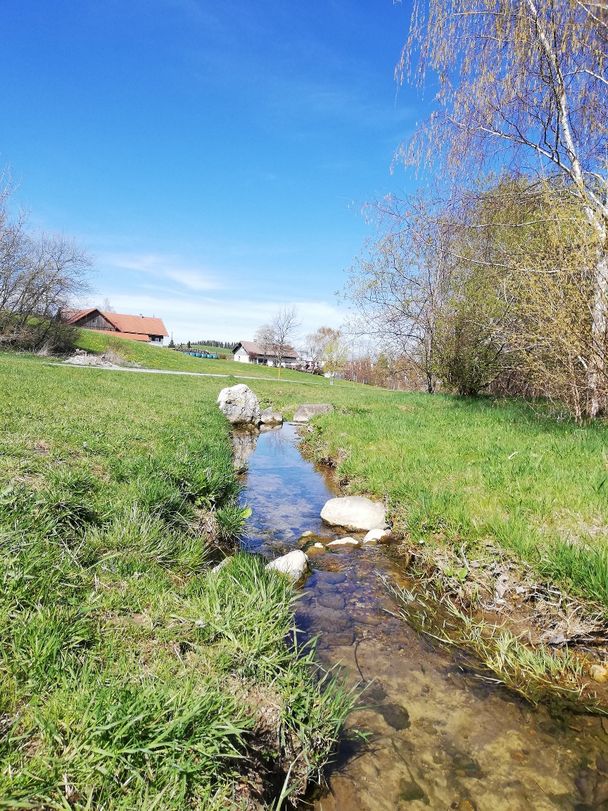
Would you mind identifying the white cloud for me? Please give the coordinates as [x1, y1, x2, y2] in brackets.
[101, 252, 222, 292]
[88, 291, 344, 344]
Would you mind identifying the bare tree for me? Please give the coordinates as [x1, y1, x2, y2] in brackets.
[0, 180, 91, 350]
[345, 194, 453, 393]
[268, 306, 300, 374]
[400, 0, 608, 415]
[254, 323, 275, 365]
[307, 326, 347, 382]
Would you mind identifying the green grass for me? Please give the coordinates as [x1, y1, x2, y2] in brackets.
[391, 583, 590, 710]
[74, 330, 319, 383]
[0, 352, 352, 809]
[70, 332, 608, 609]
[7, 332, 608, 790]
[185, 344, 232, 358]
[300, 393, 608, 609]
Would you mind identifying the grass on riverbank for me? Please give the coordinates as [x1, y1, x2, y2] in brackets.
[0, 353, 352, 809]
[296, 393, 608, 612]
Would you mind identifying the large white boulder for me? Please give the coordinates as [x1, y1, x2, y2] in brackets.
[265, 550, 309, 584]
[217, 384, 261, 426]
[292, 403, 333, 423]
[321, 496, 387, 532]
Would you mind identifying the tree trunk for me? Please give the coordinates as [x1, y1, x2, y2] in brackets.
[587, 246, 608, 418]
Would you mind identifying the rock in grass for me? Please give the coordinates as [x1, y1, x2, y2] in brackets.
[260, 408, 283, 426]
[363, 528, 392, 544]
[327, 537, 360, 548]
[292, 403, 333, 423]
[266, 550, 309, 583]
[590, 664, 608, 683]
[321, 496, 387, 532]
[217, 384, 261, 426]
[211, 557, 231, 574]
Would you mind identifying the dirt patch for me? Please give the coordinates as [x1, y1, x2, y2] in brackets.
[64, 350, 141, 369]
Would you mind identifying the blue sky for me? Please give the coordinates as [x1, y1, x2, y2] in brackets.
[1, 0, 423, 343]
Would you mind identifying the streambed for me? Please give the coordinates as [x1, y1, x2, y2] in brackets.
[240, 423, 608, 810]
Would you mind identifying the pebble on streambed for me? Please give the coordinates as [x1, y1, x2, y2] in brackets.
[327, 537, 360, 548]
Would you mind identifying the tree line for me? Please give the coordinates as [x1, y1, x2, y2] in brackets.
[347, 0, 608, 421]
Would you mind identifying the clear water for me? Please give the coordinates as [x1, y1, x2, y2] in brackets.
[241, 424, 608, 810]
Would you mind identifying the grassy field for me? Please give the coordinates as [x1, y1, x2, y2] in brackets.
[0, 353, 351, 809]
[74, 330, 319, 383]
[71, 332, 608, 609]
[185, 344, 233, 358]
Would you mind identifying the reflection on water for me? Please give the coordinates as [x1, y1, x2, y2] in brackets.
[241, 424, 608, 811]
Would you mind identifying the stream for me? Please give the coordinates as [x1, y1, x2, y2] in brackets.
[239, 423, 608, 810]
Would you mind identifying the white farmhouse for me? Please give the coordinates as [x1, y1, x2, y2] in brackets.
[233, 340, 298, 367]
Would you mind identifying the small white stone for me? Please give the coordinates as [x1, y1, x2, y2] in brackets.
[292, 403, 333, 423]
[363, 528, 391, 544]
[321, 496, 387, 532]
[266, 550, 309, 583]
[327, 537, 360, 548]
[260, 408, 283, 425]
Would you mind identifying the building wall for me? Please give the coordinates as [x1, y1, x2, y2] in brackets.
[234, 347, 250, 363]
[75, 312, 116, 331]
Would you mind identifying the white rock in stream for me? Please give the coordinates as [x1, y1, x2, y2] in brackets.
[321, 496, 387, 532]
[217, 384, 261, 426]
[266, 550, 309, 583]
[260, 408, 283, 425]
[327, 537, 360, 548]
[292, 403, 333, 423]
[363, 528, 392, 544]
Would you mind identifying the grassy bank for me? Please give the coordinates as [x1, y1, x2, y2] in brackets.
[68, 333, 608, 610]
[0, 353, 351, 809]
[299, 393, 608, 609]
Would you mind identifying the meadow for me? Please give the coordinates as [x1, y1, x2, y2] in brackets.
[3, 333, 608, 804]
[73, 334, 608, 609]
[75, 330, 322, 383]
[0, 352, 351, 809]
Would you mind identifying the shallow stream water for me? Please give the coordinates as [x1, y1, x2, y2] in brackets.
[240, 423, 608, 810]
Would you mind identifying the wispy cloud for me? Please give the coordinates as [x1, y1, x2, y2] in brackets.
[88, 290, 344, 344]
[101, 252, 222, 292]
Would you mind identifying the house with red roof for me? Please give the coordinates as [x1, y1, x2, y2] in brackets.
[63, 308, 169, 344]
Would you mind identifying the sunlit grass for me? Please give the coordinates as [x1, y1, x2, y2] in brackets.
[0, 352, 353, 808]
[300, 393, 608, 608]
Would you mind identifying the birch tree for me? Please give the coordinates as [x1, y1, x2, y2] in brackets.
[401, 0, 608, 416]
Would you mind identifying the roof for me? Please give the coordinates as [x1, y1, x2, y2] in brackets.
[64, 308, 168, 337]
[234, 340, 298, 359]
